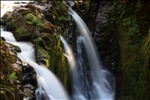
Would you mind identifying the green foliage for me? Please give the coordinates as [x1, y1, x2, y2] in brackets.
[117, 19, 150, 100]
[9, 73, 17, 82]
[16, 26, 23, 35]
[109, 1, 150, 99]
[26, 13, 42, 26]
[47, 1, 69, 35]
[112, 0, 142, 18]
[122, 16, 143, 50]
[58, 16, 68, 22]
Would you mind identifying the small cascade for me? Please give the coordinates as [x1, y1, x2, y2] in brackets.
[60, 35, 87, 100]
[60, 35, 76, 71]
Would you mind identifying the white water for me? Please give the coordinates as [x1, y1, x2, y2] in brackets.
[1, 1, 30, 17]
[67, 7, 115, 99]
[60, 35, 76, 71]
[60, 35, 87, 100]
[72, 36, 87, 100]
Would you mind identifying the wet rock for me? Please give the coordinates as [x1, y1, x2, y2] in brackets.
[22, 64, 37, 100]
[40, 20, 54, 34]
[1, 4, 45, 41]
[1, 11, 12, 26]
[0, 37, 5, 41]
[35, 87, 50, 100]
[14, 45, 22, 52]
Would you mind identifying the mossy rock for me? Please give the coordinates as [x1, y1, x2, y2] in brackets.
[34, 33, 70, 90]
[0, 40, 24, 100]
[1, 5, 47, 41]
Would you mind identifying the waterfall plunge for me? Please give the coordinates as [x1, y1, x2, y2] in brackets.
[61, 7, 115, 99]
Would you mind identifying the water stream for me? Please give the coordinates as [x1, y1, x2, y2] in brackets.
[1, 28, 70, 100]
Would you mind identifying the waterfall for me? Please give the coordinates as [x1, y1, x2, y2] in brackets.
[1, 28, 70, 100]
[64, 7, 115, 99]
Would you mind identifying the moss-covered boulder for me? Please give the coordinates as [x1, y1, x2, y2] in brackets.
[1, 4, 54, 41]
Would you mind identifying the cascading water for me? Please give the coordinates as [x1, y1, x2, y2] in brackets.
[61, 6, 115, 99]
[60, 35, 76, 71]
[1, 28, 70, 100]
[60, 35, 87, 100]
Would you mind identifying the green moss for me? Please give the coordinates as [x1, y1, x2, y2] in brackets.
[58, 16, 69, 22]
[0, 40, 23, 100]
[15, 26, 23, 35]
[26, 13, 42, 26]
[117, 16, 149, 99]
[116, 10, 150, 100]
[108, 1, 150, 99]
[9, 73, 17, 82]
[35, 33, 70, 90]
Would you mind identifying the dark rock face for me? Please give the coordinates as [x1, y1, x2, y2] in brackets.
[0, 37, 6, 41]
[85, 0, 119, 75]
[22, 64, 37, 100]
